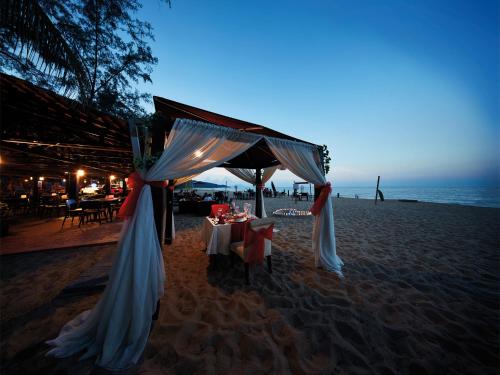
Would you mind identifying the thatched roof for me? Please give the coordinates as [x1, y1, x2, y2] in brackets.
[0, 73, 133, 178]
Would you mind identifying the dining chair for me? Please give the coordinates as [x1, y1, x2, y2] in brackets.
[61, 199, 84, 228]
[209, 203, 230, 218]
[230, 218, 274, 284]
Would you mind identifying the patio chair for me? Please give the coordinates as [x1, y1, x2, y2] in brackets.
[230, 218, 274, 284]
[61, 199, 84, 228]
[108, 201, 122, 221]
[80, 200, 107, 225]
[209, 203, 230, 218]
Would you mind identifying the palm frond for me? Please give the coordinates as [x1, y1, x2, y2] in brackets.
[0, 0, 90, 101]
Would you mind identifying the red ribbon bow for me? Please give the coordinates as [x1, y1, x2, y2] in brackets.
[117, 172, 167, 219]
[244, 223, 274, 264]
[310, 182, 332, 216]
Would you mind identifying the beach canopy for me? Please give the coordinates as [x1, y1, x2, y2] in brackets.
[47, 113, 343, 368]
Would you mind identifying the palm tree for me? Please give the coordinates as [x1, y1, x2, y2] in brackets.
[1, 0, 90, 102]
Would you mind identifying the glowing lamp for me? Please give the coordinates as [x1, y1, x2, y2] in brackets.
[77, 169, 85, 177]
[110, 175, 116, 181]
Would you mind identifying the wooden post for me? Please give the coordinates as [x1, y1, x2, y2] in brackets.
[255, 168, 262, 218]
[105, 175, 111, 195]
[315, 147, 326, 202]
[374, 176, 380, 205]
[165, 180, 174, 244]
[32, 174, 40, 210]
[68, 172, 78, 201]
[150, 118, 166, 244]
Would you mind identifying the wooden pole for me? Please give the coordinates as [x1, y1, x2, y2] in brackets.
[255, 168, 262, 218]
[32, 174, 40, 210]
[147, 117, 166, 321]
[374, 176, 380, 205]
[315, 146, 326, 202]
[165, 180, 174, 244]
[68, 171, 78, 201]
[150, 118, 166, 244]
[105, 175, 111, 195]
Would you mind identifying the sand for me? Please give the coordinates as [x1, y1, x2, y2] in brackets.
[1, 197, 499, 374]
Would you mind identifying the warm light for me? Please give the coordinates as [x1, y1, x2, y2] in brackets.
[24, 179, 28, 182]
[30, 177, 33, 180]
[39, 177, 44, 181]
[77, 169, 85, 177]
[62, 178, 66, 182]
[110, 175, 116, 181]
[194, 149, 203, 158]
[64, 171, 69, 174]
[84, 179, 87, 183]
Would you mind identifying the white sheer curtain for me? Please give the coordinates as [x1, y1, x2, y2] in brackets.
[47, 119, 261, 370]
[169, 174, 199, 240]
[226, 166, 278, 217]
[259, 166, 278, 217]
[225, 168, 255, 183]
[265, 138, 343, 274]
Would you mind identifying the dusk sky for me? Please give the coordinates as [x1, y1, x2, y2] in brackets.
[137, 0, 499, 188]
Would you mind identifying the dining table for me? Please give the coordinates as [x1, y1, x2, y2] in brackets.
[201, 214, 254, 255]
[79, 198, 121, 221]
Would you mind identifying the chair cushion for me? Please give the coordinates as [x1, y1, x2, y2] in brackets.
[230, 241, 245, 260]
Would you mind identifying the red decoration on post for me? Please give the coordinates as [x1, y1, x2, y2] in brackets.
[310, 182, 332, 216]
[256, 183, 264, 190]
[117, 172, 167, 219]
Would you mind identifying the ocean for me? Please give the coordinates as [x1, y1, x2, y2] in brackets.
[189, 185, 500, 208]
[331, 186, 500, 208]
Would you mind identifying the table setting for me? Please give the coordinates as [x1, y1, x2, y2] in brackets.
[202, 202, 255, 255]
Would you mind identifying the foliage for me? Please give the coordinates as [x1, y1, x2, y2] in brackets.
[319, 144, 332, 175]
[1, 0, 170, 118]
[0, 0, 90, 98]
[131, 112, 167, 169]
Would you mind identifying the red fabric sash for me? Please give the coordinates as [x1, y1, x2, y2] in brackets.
[117, 172, 166, 219]
[244, 223, 274, 264]
[310, 182, 332, 216]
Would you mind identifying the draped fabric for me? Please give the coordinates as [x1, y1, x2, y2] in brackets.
[226, 166, 278, 217]
[47, 119, 261, 370]
[46, 185, 165, 368]
[47, 118, 341, 370]
[169, 174, 199, 241]
[259, 166, 278, 218]
[265, 138, 343, 274]
[225, 168, 255, 183]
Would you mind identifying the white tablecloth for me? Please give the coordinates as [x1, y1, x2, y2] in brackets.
[201, 217, 233, 255]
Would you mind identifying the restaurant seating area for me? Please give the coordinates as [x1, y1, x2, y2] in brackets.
[0, 177, 125, 238]
[201, 201, 274, 284]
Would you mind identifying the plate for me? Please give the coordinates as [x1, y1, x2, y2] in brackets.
[232, 217, 247, 223]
